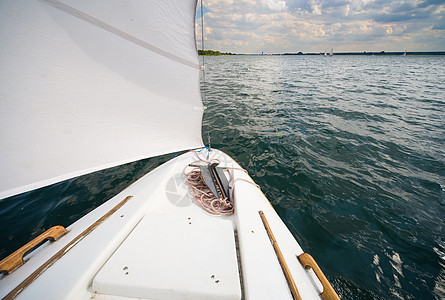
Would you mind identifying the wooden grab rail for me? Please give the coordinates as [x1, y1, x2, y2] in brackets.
[297, 253, 340, 300]
[259, 211, 302, 300]
[0, 226, 67, 275]
[4, 195, 132, 300]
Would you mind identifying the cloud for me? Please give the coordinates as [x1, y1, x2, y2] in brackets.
[197, 0, 445, 53]
[285, 0, 314, 14]
[262, 0, 287, 11]
[433, 24, 445, 30]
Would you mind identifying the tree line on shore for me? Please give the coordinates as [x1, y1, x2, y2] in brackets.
[198, 49, 445, 56]
[198, 50, 235, 56]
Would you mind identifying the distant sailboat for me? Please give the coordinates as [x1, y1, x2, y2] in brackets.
[403, 50, 407, 56]
[329, 48, 334, 56]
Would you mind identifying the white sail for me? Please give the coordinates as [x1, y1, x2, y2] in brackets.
[0, 0, 203, 200]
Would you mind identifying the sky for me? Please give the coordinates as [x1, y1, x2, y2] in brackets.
[195, 0, 445, 54]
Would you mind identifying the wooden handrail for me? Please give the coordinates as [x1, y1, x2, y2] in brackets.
[259, 211, 302, 300]
[297, 253, 340, 300]
[4, 195, 132, 300]
[0, 226, 67, 275]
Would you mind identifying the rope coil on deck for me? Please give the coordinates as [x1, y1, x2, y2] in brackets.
[185, 166, 234, 215]
[184, 149, 258, 216]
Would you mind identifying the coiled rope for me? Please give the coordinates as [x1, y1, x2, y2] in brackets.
[184, 150, 259, 216]
[185, 166, 233, 215]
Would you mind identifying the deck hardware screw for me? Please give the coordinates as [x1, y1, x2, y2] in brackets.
[120, 215, 124, 218]
[125, 272, 129, 275]
[123, 266, 128, 270]
[215, 280, 220, 283]
[211, 275, 215, 279]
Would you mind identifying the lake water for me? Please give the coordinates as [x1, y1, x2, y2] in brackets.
[1, 55, 444, 299]
[200, 55, 445, 299]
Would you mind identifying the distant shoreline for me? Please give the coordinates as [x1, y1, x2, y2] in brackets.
[199, 50, 445, 56]
[198, 50, 235, 56]
[282, 51, 445, 56]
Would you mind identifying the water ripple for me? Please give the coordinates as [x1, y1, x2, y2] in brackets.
[201, 55, 445, 299]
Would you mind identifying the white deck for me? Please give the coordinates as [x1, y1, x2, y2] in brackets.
[0, 149, 323, 299]
[93, 213, 241, 299]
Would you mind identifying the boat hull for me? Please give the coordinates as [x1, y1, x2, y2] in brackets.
[1, 149, 323, 299]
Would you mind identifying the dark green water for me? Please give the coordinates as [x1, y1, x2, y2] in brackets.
[1, 55, 444, 299]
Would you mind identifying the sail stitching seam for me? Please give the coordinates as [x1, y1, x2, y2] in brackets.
[41, 0, 200, 70]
